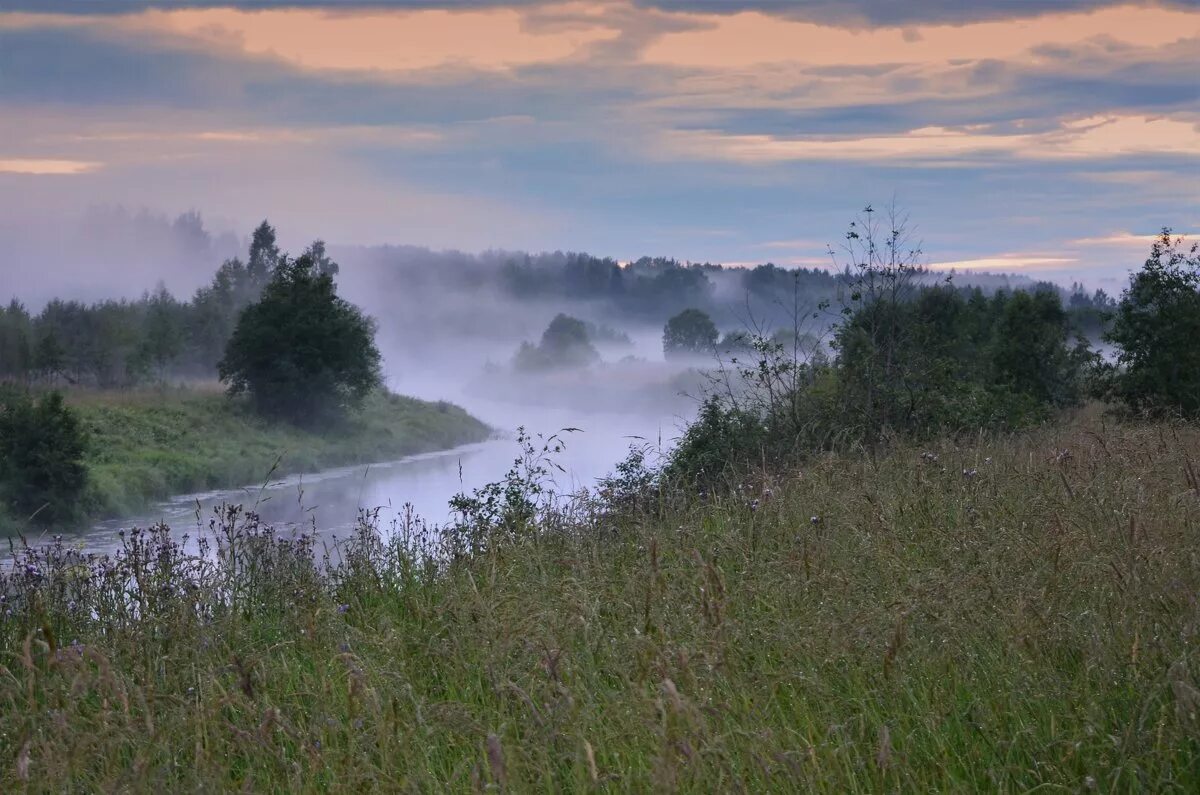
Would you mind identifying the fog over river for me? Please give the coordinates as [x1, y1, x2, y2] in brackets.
[73, 334, 696, 557]
[78, 401, 678, 555]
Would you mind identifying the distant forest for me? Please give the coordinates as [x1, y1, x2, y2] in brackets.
[0, 213, 1117, 388]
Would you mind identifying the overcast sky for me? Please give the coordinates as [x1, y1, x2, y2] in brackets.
[1, 0, 1197, 291]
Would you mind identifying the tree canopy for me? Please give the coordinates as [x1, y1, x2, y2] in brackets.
[513, 314, 600, 372]
[663, 308, 718, 359]
[218, 253, 382, 424]
[1104, 230, 1200, 416]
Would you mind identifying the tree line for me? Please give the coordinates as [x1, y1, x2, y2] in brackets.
[2, 220, 1117, 389]
[0, 221, 336, 388]
[1, 224, 379, 527]
[667, 209, 1198, 487]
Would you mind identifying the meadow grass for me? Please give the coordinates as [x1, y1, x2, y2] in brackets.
[1, 412, 1198, 791]
[66, 387, 491, 521]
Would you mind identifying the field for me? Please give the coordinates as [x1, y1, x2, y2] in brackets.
[1, 410, 1198, 790]
[64, 386, 491, 522]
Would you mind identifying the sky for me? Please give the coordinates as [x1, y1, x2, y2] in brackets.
[1, 0, 1198, 293]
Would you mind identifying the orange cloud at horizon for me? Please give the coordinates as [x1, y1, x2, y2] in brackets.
[0, 4, 621, 73]
[642, 4, 1200, 69]
[144, 5, 620, 73]
[927, 256, 1078, 272]
[657, 115, 1200, 164]
[0, 158, 100, 175]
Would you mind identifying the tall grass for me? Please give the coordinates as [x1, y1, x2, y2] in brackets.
[1, 413, 1198, 790]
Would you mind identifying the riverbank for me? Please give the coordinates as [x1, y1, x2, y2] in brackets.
[58, 387, 491, 524]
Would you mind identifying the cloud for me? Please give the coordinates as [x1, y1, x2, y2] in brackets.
[1073, 232, 1165, 246]
[0, 1, 1196, 289]
[638, 1, 1200, 26]
[0, 158, 101, 174]
[927, 255, 1079, 272]
[1, 5, 621, 74]
[753, 238, 829, 250]
[656, 115, 1200, 164]
[641, 4, 1199, 69]
[4, 1, 1197, 26]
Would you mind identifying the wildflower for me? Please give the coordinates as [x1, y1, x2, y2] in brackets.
[810, 515, 821, 525]
[749, 499, 760, 512]
[921, 452, 939, 463]
[962, 468, 978, 479]
[337, 603, 350, 614]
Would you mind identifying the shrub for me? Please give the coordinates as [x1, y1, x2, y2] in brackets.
[0, 389, 87, 525]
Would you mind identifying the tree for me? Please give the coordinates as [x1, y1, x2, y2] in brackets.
[34, 330, 65, 384]
[512, 314, 599, 371]
[663, 308, 718, 359]
[0, 389, 87, 524]
[304, 239, 339, 278]
[1104, 230, 1200, 416]
[247, 220, 281, 286]
[134, 285, 185, 380]
[990, 288, 1081, 407]
[218, 253, 382, 424]
[0, 300, 33, 383]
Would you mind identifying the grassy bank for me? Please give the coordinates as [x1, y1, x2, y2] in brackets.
[66, 387, 491, 521]
[2, 413, 1198, 790]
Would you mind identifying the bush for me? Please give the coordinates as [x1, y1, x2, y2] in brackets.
[0, 389, 87, 525]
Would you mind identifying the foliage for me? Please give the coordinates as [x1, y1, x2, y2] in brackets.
[219, 254, 382, 424]
[595, 443, 661, 513]
[1065, 282, 1116, 337]
[2, 418, 1199, 790]
[665, 395, 770, 486]
[447, 427, 573, 552]
[584, 320, 633, 348]
[663, 308, 718, 358]
[1103, 230, 1200, 416]
[0, 220, 333, 387]
[0, 388, 87, 525]
[667, 206, 1092, 487]
[512, 314, 600, 372]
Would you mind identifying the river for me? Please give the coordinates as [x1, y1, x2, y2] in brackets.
[68, 396, 687, 557]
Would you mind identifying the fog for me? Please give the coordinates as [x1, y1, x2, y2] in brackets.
[1, 209, 728, 547]
[3, 207, 1108, 551]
